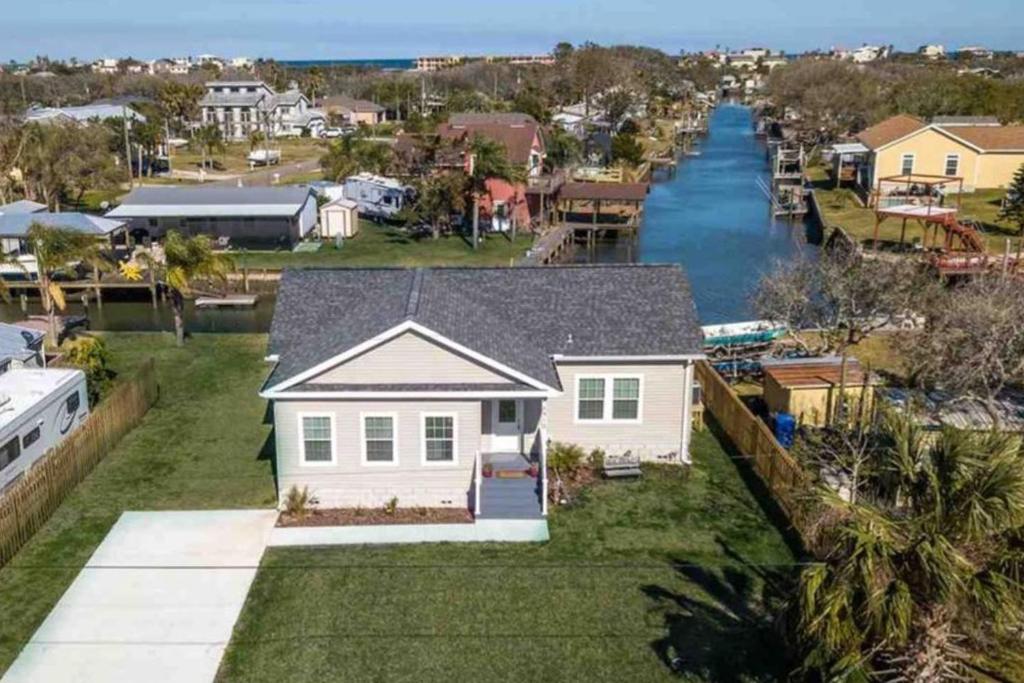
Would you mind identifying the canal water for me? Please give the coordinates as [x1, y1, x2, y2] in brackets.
[1, 103, 817, 333]
[584, 102, 819, 324]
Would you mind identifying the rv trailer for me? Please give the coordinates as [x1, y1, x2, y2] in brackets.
[0, 368, 90, 492]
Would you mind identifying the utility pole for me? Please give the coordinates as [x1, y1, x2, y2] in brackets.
[122, 105, 133, 189]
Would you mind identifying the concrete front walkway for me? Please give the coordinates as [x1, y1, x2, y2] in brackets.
[2, 510, 277, 683]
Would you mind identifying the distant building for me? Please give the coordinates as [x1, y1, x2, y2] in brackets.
[415, 54, 554, 72]
[918, 44, 946, 59]
[199, 80, 326, 140]
[850, 45, 890, 63]
[321, 95, 386, 126]
[106, 186, 319, 247]
[151, 58, 190, 75]
[24, 103, 146, 126]
[230, 57, 254, 70]
[90, 58, 118, 74]
[958, 45, 994, 59]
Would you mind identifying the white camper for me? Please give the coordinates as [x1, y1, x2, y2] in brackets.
[0, 368, 90, 492]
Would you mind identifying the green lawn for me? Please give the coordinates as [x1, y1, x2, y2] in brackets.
[0, 333, 276, 674]
[172, 138, 327, 174]
[809, 166, 1019, 252]
[215, 429, 800, 683]
[240, 221, 534, 270]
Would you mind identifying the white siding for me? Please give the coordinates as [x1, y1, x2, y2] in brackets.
[547, 361, 688, 461]
[273, 398, 481, 508]
[308, 331, 514, 385]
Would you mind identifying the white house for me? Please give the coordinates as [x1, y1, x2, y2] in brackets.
[199, 80, 326, 141]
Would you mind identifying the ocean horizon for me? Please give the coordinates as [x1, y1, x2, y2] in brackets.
[280, 58, 415, 70]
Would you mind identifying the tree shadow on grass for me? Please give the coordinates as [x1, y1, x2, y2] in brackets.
[642, 540, 798, 682]
[705, 416, 807, 560]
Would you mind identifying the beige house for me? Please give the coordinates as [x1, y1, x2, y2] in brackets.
[858, 115, 1024, 192]
[321, 95, 386, 126]
[260, 266, 705, 520]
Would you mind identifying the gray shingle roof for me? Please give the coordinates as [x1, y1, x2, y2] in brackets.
[107, 186, 315, 219]
[0, 200, 46, 214]
[265, 265, 703, 391]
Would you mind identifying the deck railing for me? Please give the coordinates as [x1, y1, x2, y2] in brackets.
[0, 359, 160, 567]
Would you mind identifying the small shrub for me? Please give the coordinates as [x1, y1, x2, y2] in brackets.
[588, 448, 606, 471]
[354, 505, 366, 517]
[383, 496, 399, 515]
[284, 485, 312, 519]
[60, 335, 113, 404]
[548, 442, 585, 475]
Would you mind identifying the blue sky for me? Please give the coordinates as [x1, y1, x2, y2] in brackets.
[4, 0, 1022, 61]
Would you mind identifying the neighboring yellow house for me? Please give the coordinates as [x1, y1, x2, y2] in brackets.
[321, 95, 386, 126]
[857, 115, 1024, 192]
[762, 357, 875, 428]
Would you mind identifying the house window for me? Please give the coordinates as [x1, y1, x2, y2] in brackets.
[576, 376, 643, 423]
[612, 378, 641, 420]
[362, 414, 396, 464]
[577, 378, 606, 420]
[901, 154, 915, 176]
[945, 154, 960, 177]
[299, 414, 334, 464]
[497, 400, 517, 423]
[22, 426, 41, 450]
[422, 415, 456, 463]
[0, 436, 20, 472]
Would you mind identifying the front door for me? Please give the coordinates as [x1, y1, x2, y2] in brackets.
[491, 399, 520, 452]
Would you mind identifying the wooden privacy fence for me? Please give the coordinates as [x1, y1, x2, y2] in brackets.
[696, 361, 815, 539]
[0, 359, 160, 567]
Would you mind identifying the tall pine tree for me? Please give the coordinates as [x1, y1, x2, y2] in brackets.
[999, 162, 1024, 235]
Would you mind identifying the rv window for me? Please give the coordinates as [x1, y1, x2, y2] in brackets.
[22, 426, 41, 449]
[66, 392, 81, 414]
[0, 437, 20, 471]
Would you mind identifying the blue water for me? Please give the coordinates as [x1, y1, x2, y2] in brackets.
[281, 58, 414, 71]
[640, 103, 818, 324]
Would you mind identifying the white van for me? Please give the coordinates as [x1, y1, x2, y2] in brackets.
[0, 368, 90, 492]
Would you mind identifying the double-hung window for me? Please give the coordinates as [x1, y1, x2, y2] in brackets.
[422, 415, 456, 464]
[299, 414, 334, 465]
[944, 153, 960, 177]
[362, 414, 396, 465]
[901, 153, 915, 176]
[576, 376, 643, 423]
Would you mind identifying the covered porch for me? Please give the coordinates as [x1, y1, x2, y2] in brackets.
[472, 397, 548, 521]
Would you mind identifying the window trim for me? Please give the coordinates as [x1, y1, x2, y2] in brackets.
[944, 153, 960, 177]
[296, 412, 336, 467]
[574, 374, 644, 425]
[900, 153, 915, 175]
[360, 412, 399, 467]
[420, 412, 458, 466]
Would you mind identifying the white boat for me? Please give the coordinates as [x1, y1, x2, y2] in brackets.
[247, 149, 281, 166]
[701, 320, 787, 348]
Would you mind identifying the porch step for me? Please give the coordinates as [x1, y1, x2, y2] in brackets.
[478, 476, 543, 520]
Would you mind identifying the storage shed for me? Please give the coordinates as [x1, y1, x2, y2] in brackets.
[319, 197, 360, 239]
[762, 356, 875, 427]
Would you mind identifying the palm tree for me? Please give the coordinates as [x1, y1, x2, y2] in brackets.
[790, 412, 1024, 681]
[191, 124, 225, 174]
[467, 134, 525, 249]
[139, 231, 233, 346]
[27, 223, 107, 347]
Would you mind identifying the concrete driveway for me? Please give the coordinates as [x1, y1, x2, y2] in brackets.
[2, 510, 278, 683]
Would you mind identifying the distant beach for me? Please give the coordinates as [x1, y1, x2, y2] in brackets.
[280, 58, 414, 70]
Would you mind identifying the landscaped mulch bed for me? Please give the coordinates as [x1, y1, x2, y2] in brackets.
[277, 507, 473, 527]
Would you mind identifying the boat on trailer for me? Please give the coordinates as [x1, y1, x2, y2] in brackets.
[701, 320, 787, 353]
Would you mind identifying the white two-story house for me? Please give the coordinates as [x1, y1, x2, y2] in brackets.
[199, 80, 326, 140]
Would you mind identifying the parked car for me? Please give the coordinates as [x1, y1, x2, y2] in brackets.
[322, 127, 343, 139]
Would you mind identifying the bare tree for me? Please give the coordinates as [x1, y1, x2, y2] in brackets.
[904, 275, 1024, 428]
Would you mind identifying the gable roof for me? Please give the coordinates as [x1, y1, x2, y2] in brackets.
[438, 112, 544, 166]
[321, 95, 384, 113]
[264, 265, 704, 394]
[106, 186, 315, 218]
[0, 200, 46, 215]
[0, 212, 126, 237]
[945, 125, 1024, 152]
[856, 115, 926, 150]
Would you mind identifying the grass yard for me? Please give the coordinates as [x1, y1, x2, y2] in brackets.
[809, 166, 1019, 252]
[241, 221, 534, 269]
[171, 138, 328, 174]
[215, 428, 801, 683]
[0, 333, 276, 674]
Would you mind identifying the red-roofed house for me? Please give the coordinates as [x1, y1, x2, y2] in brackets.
[437, 113, 546, 231]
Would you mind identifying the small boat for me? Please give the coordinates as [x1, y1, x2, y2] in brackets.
[701, 320, 787, 349]
[685, 150, 702, 157]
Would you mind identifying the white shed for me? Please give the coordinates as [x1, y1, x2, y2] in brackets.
[319, 197, 360, 239]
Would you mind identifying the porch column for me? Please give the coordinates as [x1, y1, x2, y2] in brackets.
[680, 362, 695, 465]
[540, 400, 549, 516]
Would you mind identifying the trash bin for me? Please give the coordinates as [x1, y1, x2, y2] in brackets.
[774, 412, 796, 449]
